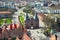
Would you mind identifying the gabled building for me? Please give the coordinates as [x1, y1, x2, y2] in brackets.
[0, 8, 17, 18]
[34, 2, 44, 8]
[38, 14, 46, 27]
[0, 11, 12, 18]
[0, 23, 31, 40]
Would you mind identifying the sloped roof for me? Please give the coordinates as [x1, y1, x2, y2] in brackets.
[38, 14, 45, 17]
[23, 33, 31, 40]
[0, 11, 11, 14]
[0, 23, 29, 39]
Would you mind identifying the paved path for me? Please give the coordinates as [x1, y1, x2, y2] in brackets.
[12, 7, 25, 24]
[12, 6, 34, 24]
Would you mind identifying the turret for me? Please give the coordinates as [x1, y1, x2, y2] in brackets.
[35, 13, 39, 21]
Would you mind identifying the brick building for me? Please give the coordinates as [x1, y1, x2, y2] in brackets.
[0, 23, 31, 40]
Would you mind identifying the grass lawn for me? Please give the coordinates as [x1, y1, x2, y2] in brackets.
[0, 19, 4, 26]
[6, 18, 12, 24]
[0, 18, 12, 26]
[19, 16, 24, 26]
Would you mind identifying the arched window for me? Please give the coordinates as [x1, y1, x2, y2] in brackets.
[10, 24, 13, 30]
[14, 24, 17, 29]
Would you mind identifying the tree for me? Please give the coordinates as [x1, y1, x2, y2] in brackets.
[43, 16, 55, 28]
[19, 16, 24, 26]
[12, 37, 16, 40]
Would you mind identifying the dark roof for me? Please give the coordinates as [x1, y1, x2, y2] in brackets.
[0, 28, 2, 33]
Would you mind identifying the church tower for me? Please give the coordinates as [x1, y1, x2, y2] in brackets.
[26, 13, 29, 20]
[25, 13, 30, 29]
[33, 13, 39, 29]
[35, 13, 39, 20]
[25, 13, 39, 29]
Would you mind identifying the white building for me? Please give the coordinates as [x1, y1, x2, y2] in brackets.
[34, 2, 44, 8]
[20, 1, 28, 6]
[27, 29, 47, 40]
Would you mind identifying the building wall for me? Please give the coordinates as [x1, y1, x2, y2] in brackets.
[25, 18, 39, 29]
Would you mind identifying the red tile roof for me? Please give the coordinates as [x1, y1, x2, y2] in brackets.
[38, 14, 45, 17]
[23, 33, 31, 40]
[0, 23, 28, 39]
[38, 14, 46, 20]
[14, 24, 17, 29]
[0, 11, 11, 14]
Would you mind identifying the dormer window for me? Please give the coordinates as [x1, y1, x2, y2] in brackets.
[31, 26, 33, 29]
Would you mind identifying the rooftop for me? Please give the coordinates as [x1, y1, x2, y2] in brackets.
[0, 11, 11, 14]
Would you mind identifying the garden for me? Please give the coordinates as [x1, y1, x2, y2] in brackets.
[0, 18, 12, 26]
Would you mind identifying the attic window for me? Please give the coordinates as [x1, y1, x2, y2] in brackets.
[31, 26, 33, 29]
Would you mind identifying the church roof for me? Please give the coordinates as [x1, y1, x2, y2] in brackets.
[0, 19, 31, 40]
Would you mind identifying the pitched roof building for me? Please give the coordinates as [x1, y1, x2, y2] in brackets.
[0, 23, 31, 40]
[38, 13, 47, 27]
[0, 11, 12, 18]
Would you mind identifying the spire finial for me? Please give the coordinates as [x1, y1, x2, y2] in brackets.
[26, 13, 29, 20]
[35, 13, 38, 20]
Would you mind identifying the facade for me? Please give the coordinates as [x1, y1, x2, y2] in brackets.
[25, 13, 39, 29]
[0, 11, 12, 18]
